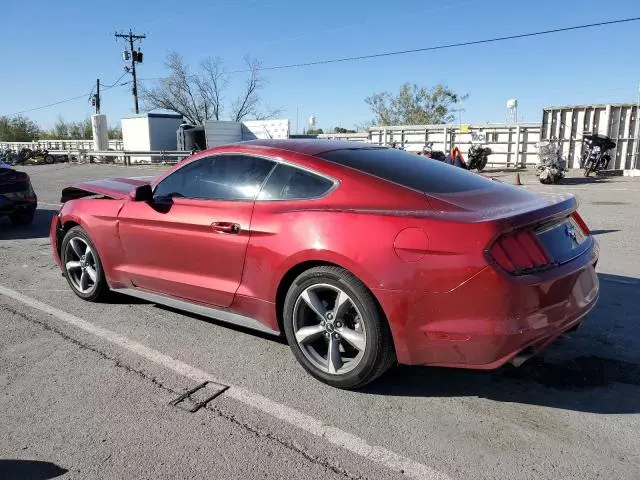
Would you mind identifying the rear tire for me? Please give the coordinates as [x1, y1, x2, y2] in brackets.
[477, 156, 489, 171]
[61, 226, 110, 302]
[282, 266, 396, 389]
[44, 154, 55, 164]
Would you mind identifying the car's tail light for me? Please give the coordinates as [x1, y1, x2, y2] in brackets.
[489, 230, 551, 274]
[571, 211, 590, 235]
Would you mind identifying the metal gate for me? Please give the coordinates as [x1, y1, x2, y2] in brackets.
[541, 103, 640, 170]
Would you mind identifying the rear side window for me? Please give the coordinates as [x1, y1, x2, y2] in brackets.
[258, 164, 334, 200]
[318, 148, 494, 193]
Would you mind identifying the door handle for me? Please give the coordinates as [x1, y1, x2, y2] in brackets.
[211, 222, 241, 234]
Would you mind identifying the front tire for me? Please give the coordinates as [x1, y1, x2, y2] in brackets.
[584, 161, 593, 177]
[61, 226, 110, 302]
[282, 266, 395, 389]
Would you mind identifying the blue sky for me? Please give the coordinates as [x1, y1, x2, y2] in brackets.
[1, 0, 639, 132]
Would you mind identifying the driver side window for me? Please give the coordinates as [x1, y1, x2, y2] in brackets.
[154, 157, 212, 199]
[154, 155, 276, 201]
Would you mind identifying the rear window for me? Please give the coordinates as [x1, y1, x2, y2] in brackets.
[318, 148, 494, 193]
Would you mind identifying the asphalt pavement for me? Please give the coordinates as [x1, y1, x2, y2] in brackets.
[1, 162, 639, 480]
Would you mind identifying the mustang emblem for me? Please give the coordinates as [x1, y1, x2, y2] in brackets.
[565, 223, 577, 242]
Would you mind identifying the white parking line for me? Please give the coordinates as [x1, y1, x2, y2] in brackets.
[0, 284, 450, 480]
[38, 201, 62, 208]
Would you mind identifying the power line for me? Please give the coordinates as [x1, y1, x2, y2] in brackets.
[100, 72, 129, 89]
[4, 16, 639, 117]
[2, 80, 131, 118]
[2, 93, 93, 117]
[224, 16, 640, 73]
[135, 16, 640, 82]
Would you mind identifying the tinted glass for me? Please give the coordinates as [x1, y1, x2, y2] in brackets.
[154, 155, 275, 200]
[318, 148, 494, 193]
[258, 164, 334, 200]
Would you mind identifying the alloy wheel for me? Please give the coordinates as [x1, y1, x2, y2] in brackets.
[292, 283, 367, 375]
[64, 237, 98, 294]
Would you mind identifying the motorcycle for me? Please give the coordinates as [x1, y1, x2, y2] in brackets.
[419, 142, 446, 161]
[580, 134, 616, 177]
[535, 140, 567, 184]
[0, 148, 34, 165]
[466, 145, 492, 171]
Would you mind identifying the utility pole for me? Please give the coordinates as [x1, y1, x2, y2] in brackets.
[95, 78, 100, 114]
[90, 78, 101, 114]
[115, 29, 146, 114]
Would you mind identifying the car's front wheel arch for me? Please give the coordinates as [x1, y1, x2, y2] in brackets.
[57, 220, 80, 256]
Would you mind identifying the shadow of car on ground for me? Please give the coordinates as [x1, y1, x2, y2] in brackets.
[0, 459, 67, 480]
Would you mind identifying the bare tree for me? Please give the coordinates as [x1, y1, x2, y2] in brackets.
[141, 52, 280, 125]
[141, 53, 204, 124]
[230, 57, 281, 122]
[196, 57, 227, 121]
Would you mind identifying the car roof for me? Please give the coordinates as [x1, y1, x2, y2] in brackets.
[236, 139, 381, 156]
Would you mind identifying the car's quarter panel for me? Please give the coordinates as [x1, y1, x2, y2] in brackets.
[116, 197, 253, 307]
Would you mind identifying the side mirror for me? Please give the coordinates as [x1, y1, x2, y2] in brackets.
[130, 184, 153, 202]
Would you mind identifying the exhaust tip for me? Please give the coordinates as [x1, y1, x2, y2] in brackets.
[509, 347, 537, 367]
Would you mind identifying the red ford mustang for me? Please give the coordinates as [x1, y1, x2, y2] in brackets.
[50, 140, 599, 388]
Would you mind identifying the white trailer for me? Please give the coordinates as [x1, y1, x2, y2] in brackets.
[204, 119, 291, 147]
[121, 113, 184, 163]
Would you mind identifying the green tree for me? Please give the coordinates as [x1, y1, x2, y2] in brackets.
[365, 83, 467, 126]
[333, 127, 356, 134]
[306, 128, 324, 135]
[40, 116, 93, 139]
[0, 115, 40, 141]
[108, 125, 122, 140]
[49, 116, 69, 138]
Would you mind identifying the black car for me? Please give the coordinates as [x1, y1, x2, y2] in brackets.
[0, 161, 37, 225]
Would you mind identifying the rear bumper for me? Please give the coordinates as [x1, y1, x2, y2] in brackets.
[0, 196, 37, 216]
[375, 244, 600, 368]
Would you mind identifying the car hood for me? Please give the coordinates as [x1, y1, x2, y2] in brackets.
[60, 176, 155, 202]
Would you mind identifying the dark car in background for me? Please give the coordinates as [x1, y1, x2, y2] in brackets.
[0, 161, 37, 225]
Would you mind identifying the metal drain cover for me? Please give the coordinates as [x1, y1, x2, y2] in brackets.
[170, 381, 229, 412]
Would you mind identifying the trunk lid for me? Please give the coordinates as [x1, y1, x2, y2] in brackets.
[427, 184, 591, 272]
[60, 176, 155, 202]
[426, 183, 577, 226]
